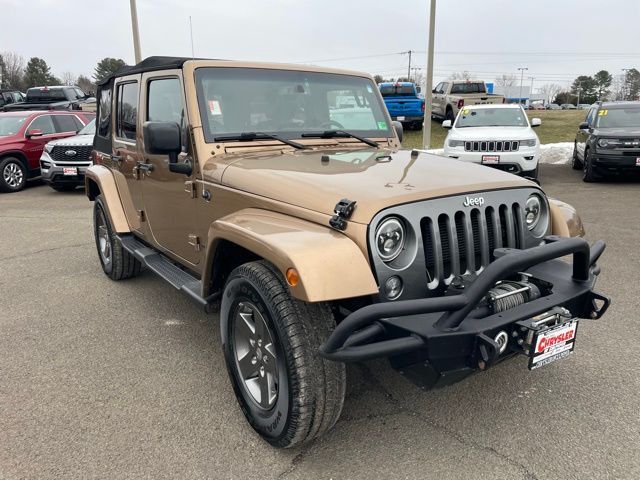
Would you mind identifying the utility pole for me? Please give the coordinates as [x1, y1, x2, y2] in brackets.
[407, 50, 413, 81]
[577, 86, 581, 106]
[518, 67, 528, 105]
[422, 0, 436, 149]
[189, 16, 195, 58]
[129, 0, 142, 64]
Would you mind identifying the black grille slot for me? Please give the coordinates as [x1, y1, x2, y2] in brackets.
[50, 145, 93, 163]
[421, 202, 521, 288]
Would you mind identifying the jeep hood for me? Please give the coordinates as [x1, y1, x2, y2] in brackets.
[215, 148, 533, 224]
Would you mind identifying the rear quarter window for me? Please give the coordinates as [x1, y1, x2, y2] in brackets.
[97, 88, 112, 138]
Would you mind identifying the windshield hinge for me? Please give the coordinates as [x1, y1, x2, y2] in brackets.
[188, 234, 202, 252]
[329, 198, 356, 231]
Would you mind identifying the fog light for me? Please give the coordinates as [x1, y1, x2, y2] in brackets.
[40, 160, 51, 169]
[494, 331, 509, 354]
[384, 276, 403, 300]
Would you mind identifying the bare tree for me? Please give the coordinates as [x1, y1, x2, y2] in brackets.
[539, 83, 563, 103]
[61, 71, 77, 86]
[448, 71, 472, 80]
[1, 51, 25, 90]
[610, 74, 626, 101]
[495, 74, 517, 88]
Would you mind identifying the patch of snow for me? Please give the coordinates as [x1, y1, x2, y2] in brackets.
[424, 142, 575, 165]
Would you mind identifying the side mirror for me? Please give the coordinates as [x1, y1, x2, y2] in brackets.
[392, 120, 403, 142]
[531, 118, 542, 127]
[432, 89, 437, 94]
[442, 120, 452, 129]
[143, 121, 191, 175]
[416, 86, 422, 94]
[26, 129, 44, 138]
[578, 121, 590, 130]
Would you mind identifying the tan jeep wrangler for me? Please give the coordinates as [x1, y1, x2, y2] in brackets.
[86, 56, 609, 448]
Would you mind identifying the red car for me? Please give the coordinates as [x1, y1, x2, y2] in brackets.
[0, 110, 94, 192]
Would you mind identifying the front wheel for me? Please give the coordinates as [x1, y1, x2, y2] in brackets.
[220, 261, 346, 448]
[0, 157, 27, 193]
[582, 149, 601, 183]
[572, 143, 583, 170]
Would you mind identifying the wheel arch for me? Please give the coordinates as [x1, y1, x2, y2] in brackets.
[203, 208, 378, 303]
[0, 150, 29, 170]
[84, 165, 132, 233]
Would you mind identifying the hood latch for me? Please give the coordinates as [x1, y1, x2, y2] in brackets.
[329, 198, 356, 231]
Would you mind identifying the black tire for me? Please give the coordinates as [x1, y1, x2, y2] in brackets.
[93, 195, 141, 280]
[0, 157, 27, 193]
[572, 143, 583, 170]
[51, 184, 77, 192]
[220, 261, 346, 448]
[445, 107, 455, 122]
[582, 149, 600, 183]
[523, 166, 539, 181]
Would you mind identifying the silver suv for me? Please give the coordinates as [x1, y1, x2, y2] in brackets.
[40, 119, 94, 192]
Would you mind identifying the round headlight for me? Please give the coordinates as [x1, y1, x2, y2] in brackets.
[525, 195, 542, 230]
[375, 217, 405, 262]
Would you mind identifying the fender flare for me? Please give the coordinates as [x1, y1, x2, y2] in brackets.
[549, 198, 585, 238]
[84, 165, 131, 233]
[204, 208, 378, 303]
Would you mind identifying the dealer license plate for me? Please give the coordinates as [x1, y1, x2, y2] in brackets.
[63, 167, 78, 176]
[482, 155, 500, 164]
[528, 319, 578, 370]
[397, 116, 406, 121]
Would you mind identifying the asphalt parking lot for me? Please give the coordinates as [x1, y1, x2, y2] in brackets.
[1, 165, 639, 480]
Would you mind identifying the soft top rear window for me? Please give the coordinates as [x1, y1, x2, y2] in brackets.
[450, 83, 486, 94]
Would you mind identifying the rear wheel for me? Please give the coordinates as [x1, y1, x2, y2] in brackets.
[220, 261, 346, 448]
[572, 143, 583, 170]
[445, 107, 455, 122]
[0, 157, 27, 193]
[51, 184, 77, 192]
[93, 195, 141, 280]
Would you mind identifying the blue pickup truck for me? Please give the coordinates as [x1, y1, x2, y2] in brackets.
[378, 82, 425, 130]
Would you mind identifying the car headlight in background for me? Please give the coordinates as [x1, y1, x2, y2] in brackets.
[375, 217, 405, 262]
[448, 139, 465, 148]
[525, 194, 549, 238]
[44, 143, 54, 153]
[520, 138, 537, 147]
[597, 138, 623, 148]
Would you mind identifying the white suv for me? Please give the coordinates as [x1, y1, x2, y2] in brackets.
[442, 104, 541, 180]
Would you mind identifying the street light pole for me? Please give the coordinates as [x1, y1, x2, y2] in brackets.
[129, 0, 142, 64]
[422, 0, 436, 149]
[518, 67, 528, 105]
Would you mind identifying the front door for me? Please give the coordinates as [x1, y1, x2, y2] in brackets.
[139, 71, 199, 266]
[23, 114, 76, 171]
[576, 106, 596, 159]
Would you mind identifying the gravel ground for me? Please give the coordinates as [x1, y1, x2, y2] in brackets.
[1, 167, 639, 480]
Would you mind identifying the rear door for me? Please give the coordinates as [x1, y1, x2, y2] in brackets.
[139, 71, 200, 266]
[112, 74, 145, 232]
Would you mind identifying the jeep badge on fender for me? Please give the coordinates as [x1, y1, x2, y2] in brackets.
[84, 56, 610, 449]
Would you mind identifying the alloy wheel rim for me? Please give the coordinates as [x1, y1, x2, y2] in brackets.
[96, 209, 112, 266]
[3, 163, 23, 188]
[232, 301, 279, 410]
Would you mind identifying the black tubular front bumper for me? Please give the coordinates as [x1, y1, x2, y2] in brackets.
[320, 237, 609, 385]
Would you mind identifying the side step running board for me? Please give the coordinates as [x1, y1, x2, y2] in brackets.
[118, 235, 219, 312]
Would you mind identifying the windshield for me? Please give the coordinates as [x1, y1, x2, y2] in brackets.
[195, 67, 391, 142]
[455, 108, 528, 128]
[450, 83, 486, 94]
[26, 88, 67, 102]
[78, 119, 96, 135]
[0, 116, 28, 136]
[596, 107, 640, 128]
[379, 85, 415, 97]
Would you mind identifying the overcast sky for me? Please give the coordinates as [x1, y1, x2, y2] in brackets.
[3, 0, 639, 90]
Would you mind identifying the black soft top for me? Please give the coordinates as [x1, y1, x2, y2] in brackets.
[96, 56, 202, 86]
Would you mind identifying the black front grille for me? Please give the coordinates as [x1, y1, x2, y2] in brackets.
[50, 145, 92, 162]
[420, 203, 524, 288]
[464, 140, 519, 152]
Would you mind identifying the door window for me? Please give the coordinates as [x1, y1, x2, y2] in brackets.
[434, 82, 442, 93]
[586, 107, 596, 126]
[53, 115, 82, 133]
[116, 82, 139, 141]
[28, 115, 56, 135]
[147, 77, 186, 147]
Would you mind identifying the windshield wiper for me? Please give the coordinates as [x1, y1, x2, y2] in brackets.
[301, 130, 379, 148]
[212, 132, 309, 150]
